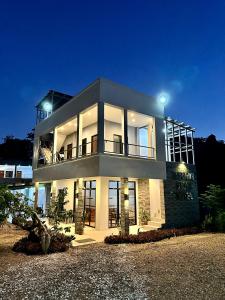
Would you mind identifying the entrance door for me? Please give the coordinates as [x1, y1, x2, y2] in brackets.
[91, 134, 98, 154]
[113, 134, 123, 154]
[83, 180, 96, 227]
[82, 138, 87, 156]
[108, 180, 137, 228]
[67, 143, 73, 159]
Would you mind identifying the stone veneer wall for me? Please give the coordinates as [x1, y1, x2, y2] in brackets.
[163, 162, 200, 228]
[138, 179, 151, 218]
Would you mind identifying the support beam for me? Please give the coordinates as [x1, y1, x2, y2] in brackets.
[76, 114, 80, 158]
[97, 102, 104, 154]
[124, 109, 128, 156]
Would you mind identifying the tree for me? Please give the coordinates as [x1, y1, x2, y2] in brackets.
[0, 186, 74, 254]
[200, 185, 225, 231]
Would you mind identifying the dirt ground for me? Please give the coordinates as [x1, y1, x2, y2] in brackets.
[1, 225, 225, 299]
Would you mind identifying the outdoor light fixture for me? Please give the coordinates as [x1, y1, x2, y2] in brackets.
[43, 101, 52, 112]
[157, 92, 170, 106]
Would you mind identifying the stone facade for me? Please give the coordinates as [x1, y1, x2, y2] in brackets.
[138, 179, 151, 222]
[75, 180, 85, 234]
[163, 162, 200, 228]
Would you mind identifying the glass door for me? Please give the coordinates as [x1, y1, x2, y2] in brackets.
[91, 134, 98, 154]
[108, 180, 137, 228]
[83, 180, 96, 227]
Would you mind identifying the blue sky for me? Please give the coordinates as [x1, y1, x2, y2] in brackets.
[1, 0, 225, 140]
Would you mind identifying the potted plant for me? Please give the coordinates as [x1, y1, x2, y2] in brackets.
[139, 209, 150, 225]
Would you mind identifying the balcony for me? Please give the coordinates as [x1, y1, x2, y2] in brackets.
[36, 103, 157, 168]
[38, 139, 156, 167]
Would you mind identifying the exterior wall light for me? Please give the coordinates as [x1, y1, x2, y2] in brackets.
[177, 161, 188, 173]
[157, 92, 170, 106]
[43, 101, 53, 112]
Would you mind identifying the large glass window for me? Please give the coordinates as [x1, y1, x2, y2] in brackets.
[83, 180, 96, 227]
[104, 104, 124, 154]
[108, 180, 137, 228]
[128, 111, 155, 159]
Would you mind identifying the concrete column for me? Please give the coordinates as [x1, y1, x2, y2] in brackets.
[120, 177, 129, 235]
[124, 109, 128, 156]
[34, 182, 39, 210]
[95, 177, 109, 230]
[97, 102, 105, 154]
[75, 178, 84, 235]
[76, 114, 80, 158]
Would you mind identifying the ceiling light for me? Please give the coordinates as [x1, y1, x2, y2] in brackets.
[132, 118, 136, 122]
[131, 113, 134, 117]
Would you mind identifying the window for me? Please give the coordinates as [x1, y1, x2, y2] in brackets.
[108, 180, 137, 228]
[0, 171, 4, 178]
[16, 171, 22, 178]
[5, 171, 13, 178]
[83, 181, 96, 227]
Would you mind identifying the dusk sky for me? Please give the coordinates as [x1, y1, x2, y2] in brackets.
[1, 0, 225, 140]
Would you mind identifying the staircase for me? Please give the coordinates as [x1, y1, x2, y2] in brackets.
[146, 218, 165, 231]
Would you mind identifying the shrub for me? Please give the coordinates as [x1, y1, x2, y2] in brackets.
[215, 212, 225, 232]
[13, 232, 75, 255]
[104, 227, 202, 244]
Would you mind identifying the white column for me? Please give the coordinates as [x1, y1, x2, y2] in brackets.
[95, 177, 109, 230]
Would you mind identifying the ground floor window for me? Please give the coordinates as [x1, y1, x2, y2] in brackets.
[83, 180, 96, 227]
[108, 180, 137, 228]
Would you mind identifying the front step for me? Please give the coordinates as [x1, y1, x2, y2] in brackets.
[147, 219, 165, 229]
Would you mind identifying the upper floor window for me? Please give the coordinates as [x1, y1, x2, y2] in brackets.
[5, 171, 13, 178]
[127, 111, 155, 159]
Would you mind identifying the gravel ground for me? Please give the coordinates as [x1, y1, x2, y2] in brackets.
[1, 227, 225, 300]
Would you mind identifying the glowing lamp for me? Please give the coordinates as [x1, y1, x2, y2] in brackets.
[43, 101, 52, 112]
[158, 92, 170, 106]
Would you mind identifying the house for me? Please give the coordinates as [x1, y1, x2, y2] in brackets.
[32, 78, 199, 234]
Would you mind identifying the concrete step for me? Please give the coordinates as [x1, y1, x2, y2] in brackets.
[147, 221, 164, 228]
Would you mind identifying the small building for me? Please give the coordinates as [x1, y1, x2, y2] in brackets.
[32, 78, 199, 233]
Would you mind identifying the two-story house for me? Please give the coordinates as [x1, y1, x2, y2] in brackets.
[32, 78, 199, 234]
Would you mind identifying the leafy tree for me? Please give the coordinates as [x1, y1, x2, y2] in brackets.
[200, 185, 225, 231]
[0, 186, 74, 254]
[200, 184, 225, 216]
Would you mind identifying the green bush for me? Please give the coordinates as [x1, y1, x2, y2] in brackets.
[215, 212, 225, 232]
[104, 227, 202, 244]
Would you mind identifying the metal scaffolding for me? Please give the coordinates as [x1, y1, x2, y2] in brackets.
[165, 117, 195, 164]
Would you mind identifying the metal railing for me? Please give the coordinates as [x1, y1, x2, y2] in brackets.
[104, 139, 124, 155]
[37, 140, 156, 168]
[128, 143, 155, 159]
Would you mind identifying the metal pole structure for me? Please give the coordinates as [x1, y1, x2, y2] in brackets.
[191, 130, 195, 164]
[124, 109, 128, 156]
[172, 122, 175, 162]
[185, 128, 189, 164]
[179, 125, 182, 162]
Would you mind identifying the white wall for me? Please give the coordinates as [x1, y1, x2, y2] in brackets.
[149, 179, 162, 220]
[0, 165, 32, 178]
[55, 179, 75, 211]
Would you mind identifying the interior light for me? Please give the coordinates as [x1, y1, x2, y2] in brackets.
[88, 111, 91, 116]
[132, 118, 136, 122]
[42, 101, 52, 112]
[131, 113, 134, 117]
